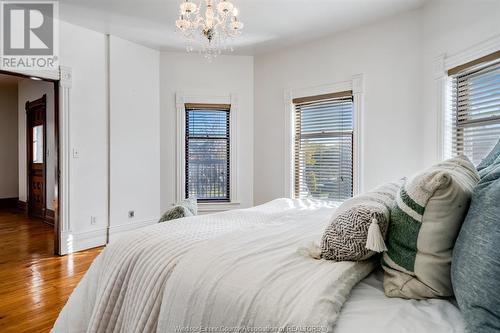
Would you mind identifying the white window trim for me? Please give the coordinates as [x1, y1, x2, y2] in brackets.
[283, 74, 364, 198]
[175, 91, 240, 213]
[434, 34, 500, 161]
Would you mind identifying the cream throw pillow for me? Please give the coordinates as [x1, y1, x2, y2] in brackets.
[382, 155, 479, 299]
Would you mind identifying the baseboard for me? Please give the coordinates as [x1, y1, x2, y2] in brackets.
[44, 209, 55, 225]
[59, 219, 159, 255]
[15, 201, 55, 224]
[0, 197, 19, 209]
[17, 200, 27, 213]
[108, 218, 158, 242]
[60, 228, 107, 255]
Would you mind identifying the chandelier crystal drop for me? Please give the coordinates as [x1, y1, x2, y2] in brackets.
[175, 0, 244, 60]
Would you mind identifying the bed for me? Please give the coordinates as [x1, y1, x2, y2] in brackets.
[336, 270, 465, 332]
[51, 199, 465, 333]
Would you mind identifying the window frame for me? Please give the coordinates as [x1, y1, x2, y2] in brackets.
[184, 104, 231, 203]
[435, 38, 500, 162]
[450, 59, 500, 164]
[292, 92, 354, 200]
[283, 75, 364, 199]
[175, 92, 240, 213]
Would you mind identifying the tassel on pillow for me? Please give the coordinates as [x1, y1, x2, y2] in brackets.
[366, 217, 387, 252]
[297, 241, 322, 259]
[316, 181, 400, 261]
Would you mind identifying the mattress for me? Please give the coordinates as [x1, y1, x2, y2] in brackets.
[335, 269, 466, 332]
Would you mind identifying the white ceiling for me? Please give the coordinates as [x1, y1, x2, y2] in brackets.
[58, 0, 427, 55]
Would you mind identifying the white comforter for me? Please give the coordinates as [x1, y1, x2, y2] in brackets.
[52, 199, 375, 333]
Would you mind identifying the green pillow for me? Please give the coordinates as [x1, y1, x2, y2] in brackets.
[179, 198, 197, 215]
[159, 206, 192, 222]
[382, 155, 479, 299]
[158, 198, 198, 222]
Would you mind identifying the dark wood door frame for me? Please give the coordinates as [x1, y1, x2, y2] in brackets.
[0, 69, 60, 255]
[26, 94, 48, 220]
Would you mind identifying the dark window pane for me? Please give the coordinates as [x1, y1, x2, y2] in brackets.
[185, 108, 230, 201]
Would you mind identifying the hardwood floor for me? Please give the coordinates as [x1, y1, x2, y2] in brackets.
[0, 208, 102, 333]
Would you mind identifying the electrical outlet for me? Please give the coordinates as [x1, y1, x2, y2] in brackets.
[128, 210, 135, 218]
[90, 216, 97, 225]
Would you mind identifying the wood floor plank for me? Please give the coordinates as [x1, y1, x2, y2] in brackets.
[0, 208, 102, 332]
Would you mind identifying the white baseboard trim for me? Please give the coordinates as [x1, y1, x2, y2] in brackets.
[108, 218, 159, 242]
[60, 228, 107, 255]
[59, 219, 160, 254]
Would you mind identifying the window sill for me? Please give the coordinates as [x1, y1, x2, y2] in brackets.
[198, 201, 241, 214]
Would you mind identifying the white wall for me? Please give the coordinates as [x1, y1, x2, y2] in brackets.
[109, 36, 161, 238]
[253, 0, 500, 205]
[59, 21, 108, 250]
[26, 0, 497, 252]
[57, 22, 162, 252]
[18, 79, 56, 209]
[160, 52, 254, 212]
[254, 9, 423, 204]
[420, 0, 500, 167]
[0, 83, 19, 199]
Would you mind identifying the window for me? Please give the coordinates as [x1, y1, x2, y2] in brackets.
[293, 91, 354, 200]
[448, 52, 500, 165]
[185, 103, 230, 202]
[32, 125, 44, 163]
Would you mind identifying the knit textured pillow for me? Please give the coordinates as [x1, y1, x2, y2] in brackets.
[158, 205, 193, 222]
[320, 181, 401, 261]
[179, 198, 197, 215]
[158, 198, 198, 223]
[382, 155, 479, 299]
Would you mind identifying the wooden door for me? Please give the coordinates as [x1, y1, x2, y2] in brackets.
[26, 95, 47, 219]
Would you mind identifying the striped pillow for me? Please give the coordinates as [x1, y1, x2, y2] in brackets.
[382, 155, 479, 299]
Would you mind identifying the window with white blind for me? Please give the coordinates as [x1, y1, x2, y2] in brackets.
[293, 91, 354, 200]
[448, 52, 500, 165]
[185, 103, 230, 202]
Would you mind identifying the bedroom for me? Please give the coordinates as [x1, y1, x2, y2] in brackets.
[0, 0, 499, 332]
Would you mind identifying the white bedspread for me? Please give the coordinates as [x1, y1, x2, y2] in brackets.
[52, 199, 375, 333]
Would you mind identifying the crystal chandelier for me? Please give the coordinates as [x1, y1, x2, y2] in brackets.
[175, 0, 244, 60]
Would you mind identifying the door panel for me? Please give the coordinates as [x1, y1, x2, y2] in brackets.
[26, 95, 47, 219]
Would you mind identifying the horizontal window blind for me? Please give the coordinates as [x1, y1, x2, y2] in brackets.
[451, 58, 500, 165]
[185, 105, 230, 202]
[293, 91, 354, 201]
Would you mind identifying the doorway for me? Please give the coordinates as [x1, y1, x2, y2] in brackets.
[26, 95, 47, 219]
[0, 70, 60, 255]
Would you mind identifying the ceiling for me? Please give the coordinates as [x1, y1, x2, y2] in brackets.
[58, 0, 427, 55]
